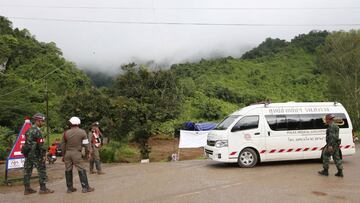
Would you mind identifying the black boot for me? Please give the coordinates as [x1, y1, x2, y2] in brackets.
[318, 169, 329, 176]
[39, 184, 54, 194]
[24, 185, 37, 195]
[89, 160, 95, 174]
[95, 160, 104, 175]
[335, 169, 344, 177]
[78, 169, 95, 193]
[65, 171, 77, 193]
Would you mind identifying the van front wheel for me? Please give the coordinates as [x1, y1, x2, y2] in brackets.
[238, 148, 258, 168]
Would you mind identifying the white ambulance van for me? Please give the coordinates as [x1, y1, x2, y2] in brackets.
[204, 102, 356, 167]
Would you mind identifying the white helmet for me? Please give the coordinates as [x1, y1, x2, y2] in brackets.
[69, 116, 81, 125]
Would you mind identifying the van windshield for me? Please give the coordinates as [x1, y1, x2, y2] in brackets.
[214, 115, 240, 130]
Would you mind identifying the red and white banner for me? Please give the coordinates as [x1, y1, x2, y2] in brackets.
[6, 119, 32, 170]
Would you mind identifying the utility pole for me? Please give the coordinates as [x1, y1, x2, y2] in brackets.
[46, 79, 50, 148]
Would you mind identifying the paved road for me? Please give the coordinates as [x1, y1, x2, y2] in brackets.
[1, 145, 359, 203]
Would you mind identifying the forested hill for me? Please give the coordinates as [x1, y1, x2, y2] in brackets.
[0, 16, 91, 131]
[170, 31, 330, 122]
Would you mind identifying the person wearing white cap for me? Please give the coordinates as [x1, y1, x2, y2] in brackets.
[61, 116, 95, 193]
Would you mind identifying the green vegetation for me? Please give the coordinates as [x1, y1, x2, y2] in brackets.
[317, 30, 360, 130]
[0, 16, 90, 133]
[100, 141, 139, 163]
[0, 15, 359, 162]
[0, 126, 15, 160]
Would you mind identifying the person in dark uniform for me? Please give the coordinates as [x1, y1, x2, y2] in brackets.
[23, 113, 54, 195]
[318, 114, 344, 177]
[61, 116, 95, 193]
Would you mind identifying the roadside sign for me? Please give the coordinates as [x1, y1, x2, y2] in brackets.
[6, 118, 31, 169]
[4, 118, 32, 185]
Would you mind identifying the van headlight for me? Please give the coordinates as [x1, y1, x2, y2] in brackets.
[215, 140, 228, 148]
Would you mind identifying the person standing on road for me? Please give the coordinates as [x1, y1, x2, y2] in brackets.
[88, 122, 105, 175]
[61, 116, 95, 193]
[23, 113, 54, 195]
[318, 114, 344, 177]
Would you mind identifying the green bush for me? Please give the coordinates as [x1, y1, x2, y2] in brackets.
[100, 146, 115, 163]
[99, 141, 139, 163]
[0, 126, 15, 160]
[115, 144, 139, 163]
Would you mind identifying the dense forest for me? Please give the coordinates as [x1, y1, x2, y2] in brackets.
[1, 16, 360, 160]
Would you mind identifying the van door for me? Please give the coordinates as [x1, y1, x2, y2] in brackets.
[228, 115, 266, 160]
[264, 114, 304, 161]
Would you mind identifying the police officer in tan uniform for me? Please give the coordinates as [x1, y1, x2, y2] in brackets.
[61, 116, 95, 193]
[88, 122, 105, 175]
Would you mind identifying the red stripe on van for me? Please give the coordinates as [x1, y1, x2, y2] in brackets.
[260, 150, 266, 154]
[303, 148, 310, 151]
[311, 147, 318, 151]
[278, 149, 285, 153]
[269, 149, 276, 153]
[287, 149, 293, 152]
[296, 148, 302, 152]
[345, 145, 351, 149]
[339, 146, 343, 149]
[229, 151, 237, 156]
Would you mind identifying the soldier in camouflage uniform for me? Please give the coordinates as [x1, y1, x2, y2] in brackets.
[23, 113, 54, 195]
[318, 114, 344, 177]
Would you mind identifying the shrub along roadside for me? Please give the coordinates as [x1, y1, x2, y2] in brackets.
[100, 141, 139, 163]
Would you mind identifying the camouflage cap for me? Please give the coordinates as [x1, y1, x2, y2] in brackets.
[32, 112, 46, 121]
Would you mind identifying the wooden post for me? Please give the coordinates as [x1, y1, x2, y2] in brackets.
[177, 148, 180, 161]
[46, 79, 50, 148]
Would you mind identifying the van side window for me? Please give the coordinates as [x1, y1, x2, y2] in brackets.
[299, 114, 316, 129]
[265, 115, 287, 131]
[231, 116, 259, 132]
[266, 113, 349, 131]
[287, 114, 301, 130]
[302, 114, 327, 129]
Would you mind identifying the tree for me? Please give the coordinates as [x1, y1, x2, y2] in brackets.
[112, 65, 183, 159]
[317, 30, 360, 129]
[291, 30, 329, 53]
[0, 126, 15, 160]
[241, 38, 288, 59]
[60, 88, 111, 131]
[0, 17, 91, 131]
[0, 16, 13, 35]
[85, 70, 115, 88]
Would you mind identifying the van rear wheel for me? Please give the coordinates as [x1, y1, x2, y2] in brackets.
[238, 148, 258, 168]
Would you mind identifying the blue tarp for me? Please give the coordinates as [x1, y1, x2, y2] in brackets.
[184, 122, 216, 131]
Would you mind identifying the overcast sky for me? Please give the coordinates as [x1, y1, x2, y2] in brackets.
[1, 0, 360, 73]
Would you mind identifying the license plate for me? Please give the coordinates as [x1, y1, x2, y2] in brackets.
[52, 156, 56, 158]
